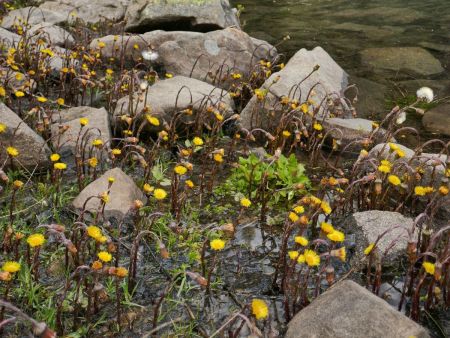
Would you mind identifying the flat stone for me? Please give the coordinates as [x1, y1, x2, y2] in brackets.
[360, 47, 444, 77]
[1, 7, 66, 29]
[113, 75, 234, 130]
[347, 76, 387, 119]
[240, 46, 349, 130]
[332, 23, 404, 39]
[0, 103, 51, 170]
[51, 106, 111, 156]
[422, 104, 450, 137]
[124, 0, 239, 32]
[343, 210, 415, 261]
[28, 22, 74, 47]
[368, 143, 448, 186]
[334, 7, 425, 25]
[418, 41, 450, 53]
[89, 28, 276, 87]
[285, 280, 430, 338]
[72, 168, 146, 220]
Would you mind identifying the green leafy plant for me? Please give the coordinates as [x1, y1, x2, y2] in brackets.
[226, 153, 309, 204]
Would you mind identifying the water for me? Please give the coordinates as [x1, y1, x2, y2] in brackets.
[233, 0, 450, 147]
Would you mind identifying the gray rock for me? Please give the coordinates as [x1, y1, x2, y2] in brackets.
[72, 168, 146, 219]
[113, 75, 234, 130]
[0, 67, 36, 93]
[344, 210, 415, 261]
[0, 27, 21, 47]
[0, 103, 51, 170]
[346, 76, 387, 119]
[89, 28, 276, 87]
[285, 280, 430, 338]
[239, 46, 349, 130]
[322, 118, 389, 149]
[360, 47, 444, 77]
[124, 0, 239, 32]
[368, 143, 448, 186]
[39, 0, 128, 24]
[422, 103, 450, 136]
[51, 106, 111, 156]
[1, 7, 66, 29]
[28, 22, 74, 47]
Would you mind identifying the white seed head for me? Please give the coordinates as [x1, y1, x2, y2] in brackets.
[416, 87, 434, 103]
[142, 50, 159, 61]
[396, 111, 406, 125]
[140, 82, 148, 91]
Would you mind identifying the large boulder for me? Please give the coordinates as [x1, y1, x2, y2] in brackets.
[124, 0, 239, 33]
[368, 143, 448, 187]
[1, 7, 67, 29]
[72, 168, 146, 220]
[28, 22, 75, 48]
[0, 27, 21, 48]
[343, 210, 415, 262]
[89, 27, 276, 87]
[360, 47, 444, 77]
[51, 106, 112, 156]
[0, 103, 51, 170]
[285, 280, 430, 338]
[239, 46, 349, 130]
[0, 67, 36, 93]
[422, 103, 450, 137]
[114, 75, 234, 129]
[39, 0, 129, 24]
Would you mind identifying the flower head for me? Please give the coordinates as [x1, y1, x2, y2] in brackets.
[320, 222, 334, 234]
[54, 162, 67, 170]
[50, 153, 60, 162]
[295, 236, 308, 246]
[6, 146, 19, 157]
[252, 299, 269, 320]
[2, 261, 20, 273]
[388, 175, 401, 186]
[26, 233, 45, 248]
[192, 137, 203, 146]
[142, 50, 159, 61]
[153, 188, 167, 200]
[240, 197, 251, 208]
[87, 225, 102, 240]
[288, 251, 299, 260]
[174, 165, 187, 175]
[364, 243, 375, 255]
[146, 114, 160, 126]
[98, 251, 112, 263]
[422, 261, 435, 275]
[304, 249, 320, 267]
[79, 118, 89, 126]
[210, 239, 225, 251]
[327, 230, 345, 242]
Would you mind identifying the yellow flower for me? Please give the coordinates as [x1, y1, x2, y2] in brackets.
[174, 165, 187, 175]
[146, 114, 160, 126]
[100, 192, 109, 203]
[87, 225, 102, 239]
[439, 186, 449, 195]
[388, 143, 399, 151]
[6, 146, 19, 157]
[388, 175, 401, 186]
[98, 41, 106, 48]
[192, 137, 203, 146]
[295, 236, 308, 246]
[26, 233, 45, 248]
[154, 188, 167, 200]
[115, 267, 128, 278]
[378, 165, 391, 174]
[240, 197, 251, 208]
[331, 247, 346, 262]
[288, 212, 299, 222]
[231, 73, 242, 79]
[414, 186, 426, 196]
[293, 205, 304, 214]
[320, 222, 334, 234]
[282, 130, 291, 138]
[56, 98, 65, 106]
[91, 260, 103, 270]
[0, 86, 6, 97]
[288, 251, 299, 260]
[297, 254, 305, 264]
[313, 123, 323, 131]
[165, 73, 173, 78]
[98, 251, 112, 262]
[320, 201, 332, 215]
[108, 177, 115, 184]
[92, 139, 103, 147]
[364, 243, 375, 255]
[13, 180, 23, 189]
[213, 153, 223, 163]
[0, 123, 6, 133]
[143, 183, 154, 194]
[2, 261, 20, 273]
[252, 299, 268, 320]
[54, 162, 67, 170]
[79, 117, 89, 126]
[185, 180, 194, 188]
[37, 96, 47, 103]
[88, 157, 98, 168]
[210, 239, 225, 251]
[50, 153, 60, 162]
[304, 249, 320, 267]
[395, 149, 405, 158]
[111, 148, 121, 155]
[15, 91, 25, 97]
[422, 262, 435, 275]
[327, 230, 345, 242]
[106, 68, 113, 75]
[214, 112, 224, 121]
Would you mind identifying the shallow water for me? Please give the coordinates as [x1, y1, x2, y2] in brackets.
[233, 0, 450, 147]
